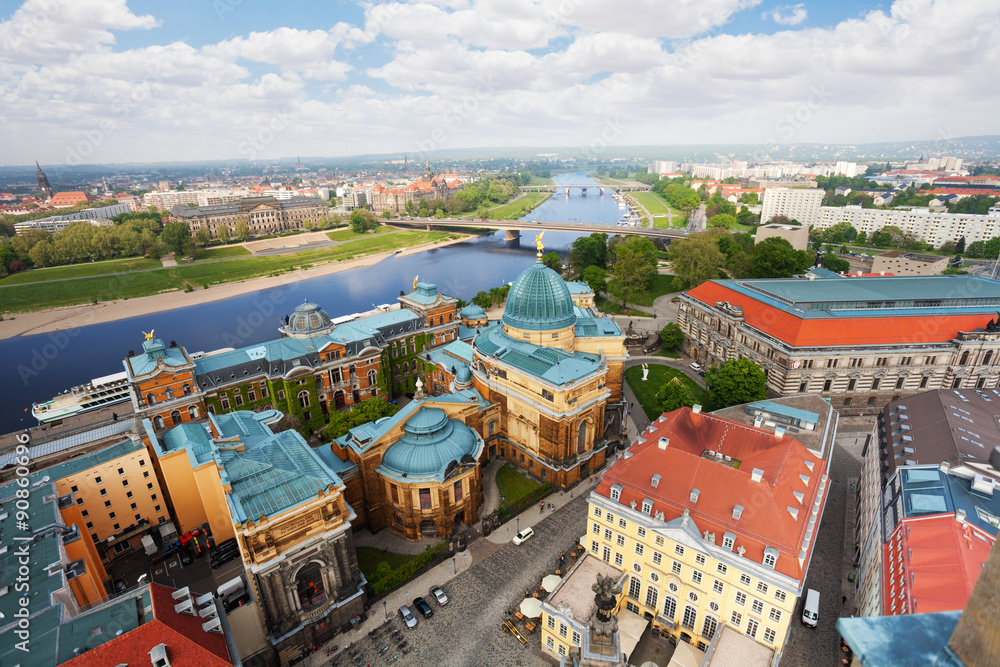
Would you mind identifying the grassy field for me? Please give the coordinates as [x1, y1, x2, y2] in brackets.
[0, 257, 163, 285]
[482, 192, 551, 220]
[325, 226, 394, 242]
[595, 295, 652, 317]
[0, 230, 458, 313]
[529, 176, 554, 185]
[193, 246, 251, 260]
[355, 547, 416, 581]
[625, 364, 709, 420]
[496, 464, 543, 507]
[605, 274, 680, 307]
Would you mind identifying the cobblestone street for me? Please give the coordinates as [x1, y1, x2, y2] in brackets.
[323, 495, 590, 667]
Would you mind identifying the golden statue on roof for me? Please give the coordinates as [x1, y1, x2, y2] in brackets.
[413, 275, 419, 290]
[143, 329, 155, 341]
[535, 232, 545, 258]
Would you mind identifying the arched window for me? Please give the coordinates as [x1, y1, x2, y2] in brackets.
[488, 419, 497, 436]
[188, 405, 199, 419]
[577, 421, 587, 454]
[410, 339, 416, 354]
[701, 615, 718, 641]
[295, 562, 327, 611]
[367, 369, 377, 386]
[662, 596, 677, 622]
[984, 351, 994, 366]
[349, 365, 357, 379]
[182, 383, 191, 395]
[165, 388, 173, 400]
[153, 415, 164, 429]
[402, 361, 409, 374]
[170, 410, 181, 425]
[960, 350, 970, 365]
[146, 393, 155, 405]
[298, 390, 310, 409]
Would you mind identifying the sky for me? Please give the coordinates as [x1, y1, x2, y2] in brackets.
[1, 0, 998, 165]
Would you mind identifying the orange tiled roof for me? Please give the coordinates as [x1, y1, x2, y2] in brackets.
[882, 514, 994, 616]
[49, 191, 91, 207]
[686, 281, 993, 347]
[928, 188, 998, 196]
[63, 583, 232, 666]
[596, 407, 827, 581]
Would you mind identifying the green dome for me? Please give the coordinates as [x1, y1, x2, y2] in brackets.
[502, 259, 577, 332]
[380, 408, 480, 481]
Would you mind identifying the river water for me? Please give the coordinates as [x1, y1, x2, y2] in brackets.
[0, 172, 628, 433]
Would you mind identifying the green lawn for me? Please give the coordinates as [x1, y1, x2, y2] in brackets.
[355, 547, 418, 581]
[632, 192, 671, 216]
[0, 230, 458, 313]
[481, 193, 551, 220]
[529, 176, 554, 185]
[325, 226, 394, 242]
[625, 364, 710, 420]
[496, 464, 543, 507]
[193, 246, 250, 260]
[0, 257, 163, 285]
[654, 349, 681, 358]
[594, 295, 653, 317]
[605, 274, 680, 307]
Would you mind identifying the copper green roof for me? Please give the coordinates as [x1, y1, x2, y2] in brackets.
[125, 338, 191, 376]
[475, 324, 603, 386]
[402, 282, 446, 305]
[282, 300, 334, 336]
[502, 259, 577, 331]
[378, 407, 483, 482]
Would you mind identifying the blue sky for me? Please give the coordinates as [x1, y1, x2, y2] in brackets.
[1, 0, 997, 164]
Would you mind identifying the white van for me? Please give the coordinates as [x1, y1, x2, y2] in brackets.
[802, 589, 820, 627]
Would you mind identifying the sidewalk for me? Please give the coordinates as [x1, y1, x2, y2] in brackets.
[486, 469, 602, 545]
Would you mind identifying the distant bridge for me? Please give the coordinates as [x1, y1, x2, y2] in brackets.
[520, 184, 652, 192]
[385, 217, 689, 242]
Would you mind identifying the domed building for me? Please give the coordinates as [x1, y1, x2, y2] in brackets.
[329, 391, 493, 539]
[468, 239, 627, 488]
[279, 300, 336, 338]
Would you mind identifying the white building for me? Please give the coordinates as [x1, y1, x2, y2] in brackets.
[759, 188, 826, 226]
[835, 162, 860, 177]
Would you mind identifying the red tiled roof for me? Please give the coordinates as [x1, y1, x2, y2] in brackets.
[49, 191, 91, 206]
[927, 188, 999, 196]
[64, 583, 232, 666]
[686, 281, 993, 347]
[596, 407, 827, 581]
[882, 515, 994, 616]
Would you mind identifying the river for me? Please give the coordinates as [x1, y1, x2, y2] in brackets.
[0, 172, 628, 433]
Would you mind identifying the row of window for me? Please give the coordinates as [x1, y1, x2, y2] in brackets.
[390, 480, 465, 507]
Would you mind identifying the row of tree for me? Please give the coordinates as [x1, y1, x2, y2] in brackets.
[668, 230, 816, 289]
[567, 233, 659, 308]
[650, 357, 768, 414]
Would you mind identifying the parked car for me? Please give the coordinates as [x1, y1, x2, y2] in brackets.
[413, 596, 434, 618]
[430, 585, 449, 605]
[399, 605, 418, 629]
[513, 527, 535, 545]
[689, 362, 703, 372]
[179, 547, 193, 567]
[211, 548, 241, 569]
[113, 578, 127, 594]
[209, 538, 238, 560]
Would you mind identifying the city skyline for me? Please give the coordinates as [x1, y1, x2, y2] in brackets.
[3, 0, 998, 165]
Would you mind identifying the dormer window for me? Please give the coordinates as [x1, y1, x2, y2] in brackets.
[642, 499, 653, 515]
[610, 484, 622, 501]
[763, 547, 779, 569]
[732, 505, 744, 520]
[651, 474, 661, 488]
[722, 532, 736, 550]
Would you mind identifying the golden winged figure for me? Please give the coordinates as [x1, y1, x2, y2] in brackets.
[143, 329, 155, 341]
[413, 275, 419, 290]
[534, 232, 545, 257]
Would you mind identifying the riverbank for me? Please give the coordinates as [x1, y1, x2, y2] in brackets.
[0, 233, 472, 340]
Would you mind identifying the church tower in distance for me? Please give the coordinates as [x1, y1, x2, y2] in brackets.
[35, 160, 53, 202]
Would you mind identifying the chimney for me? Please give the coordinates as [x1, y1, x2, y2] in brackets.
[692, 404, 702, 415]
[751, 468, 764, 483]
[658, 437, 670, 450]
[990, 446, 1000, 472]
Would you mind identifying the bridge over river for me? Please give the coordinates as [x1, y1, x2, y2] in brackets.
[385, 217, 689, 242]
[519, 184, 652, 192]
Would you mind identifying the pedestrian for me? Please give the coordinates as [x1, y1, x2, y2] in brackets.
[842, 595, 847, 605]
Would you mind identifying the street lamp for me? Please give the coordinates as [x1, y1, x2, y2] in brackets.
[383, 600, 388, 620]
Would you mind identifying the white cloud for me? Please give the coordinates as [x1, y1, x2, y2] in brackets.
[765, 3, 808, 26]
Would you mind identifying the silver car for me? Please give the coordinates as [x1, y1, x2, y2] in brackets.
[399, 605, 418, 629]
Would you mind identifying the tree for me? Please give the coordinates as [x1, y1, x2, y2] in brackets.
[660, 322, 684, 351]
[610, 237, 658, 308]
[582, 266, 607, 295]
[668, 232, 725, 289]
[821, 252, 850, 273]
[735, 207, 759, 226]
[703, 358, 768, 410]
[217, 225, 230, 244]
[195, 227, 211, 247]
[708, 213, 735, 229]
[750, 237, 813, 278]
[956, 236, 967, 254]
[303, 220, 314, 231]
[234, 219, 250, 242]
[768, 215, 794, 226]
[568, 233, 608, 273]
[160, 222, 193, 255]
[350, 208, 377, 233]
[323, 397, 399, 440]
[655, 381, 695, 414]
[542, 251, 562, 273]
